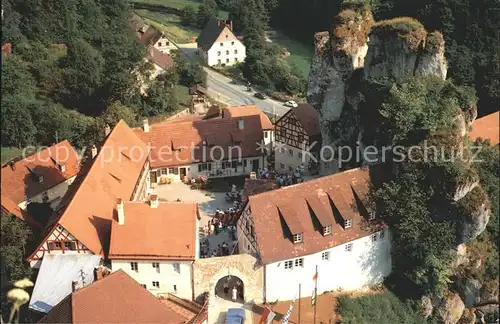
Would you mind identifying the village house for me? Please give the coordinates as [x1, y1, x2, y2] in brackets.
[274, 103, 321, 173]
[133, 105, 274, 184]
[196, 18, 246, 67]
[38, 270, 207, 323]
[27, 121, 151, 268]
[108, 198, 199, 299]
[1, 140, 80, 215]
[236, 167, 391, 302]
[130, 13, 148, 36]
[141, 25, 177, 54]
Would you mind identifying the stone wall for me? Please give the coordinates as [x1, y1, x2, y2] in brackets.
[193, 253, 263, 304]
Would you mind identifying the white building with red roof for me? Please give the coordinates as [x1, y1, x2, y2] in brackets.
[237, 167, 391, 302]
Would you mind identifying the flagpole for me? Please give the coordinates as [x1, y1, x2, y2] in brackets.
[313, 265, 318, 324]
[298, 283, 301, 324]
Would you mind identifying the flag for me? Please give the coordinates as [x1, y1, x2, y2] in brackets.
[259, 306, 276, 324]
[312, 271, 318, 307]
[282, 295, 297, 324]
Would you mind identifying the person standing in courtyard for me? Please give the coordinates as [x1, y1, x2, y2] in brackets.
[232, 286, 238, 302]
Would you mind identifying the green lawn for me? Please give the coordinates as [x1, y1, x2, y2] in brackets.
[132, 0, 201, 10]
[272, 31, 313, 78]
[1, 147, 24, 165]
[137, 10, 201, 43]
[176, 84, 191, 106]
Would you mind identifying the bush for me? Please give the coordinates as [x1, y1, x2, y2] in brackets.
[338, 292, 428, 324]
[180, 5, 197, 26]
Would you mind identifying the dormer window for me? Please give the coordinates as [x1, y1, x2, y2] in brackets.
[323, 225, 332, 236]
[293, 233, 303, 243]
[344, 219, 352, 229]
[38, 175, 44, 183]
[368, 211, 376, 220]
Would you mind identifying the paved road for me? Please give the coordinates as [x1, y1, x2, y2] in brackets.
[177, 44, 290, 118]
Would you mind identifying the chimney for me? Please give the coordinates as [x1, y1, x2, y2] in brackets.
[104, 124, 111, 137]
[91, 145, 98, 159]
[238, 119, 244, 130]
[150, 194, 159, 208]
[117, 198, 125, 225]
[143, 119, 150, 133]
[226, 20, 233, 31]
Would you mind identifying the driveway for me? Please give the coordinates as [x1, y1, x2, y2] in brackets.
[176, 43, 291, 119]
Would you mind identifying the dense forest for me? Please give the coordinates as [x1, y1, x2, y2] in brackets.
[1, 0, 205, 150]
[269, 0, 499, 117]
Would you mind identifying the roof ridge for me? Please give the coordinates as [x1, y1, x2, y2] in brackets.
[72, 269, 124, 297]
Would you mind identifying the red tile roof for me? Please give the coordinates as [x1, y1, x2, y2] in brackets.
[30, 121, 150, 258]
[249, 167, 385, 264]
[109, 202, 198, 260]
[2, 43, 12, 55]
[1, 140, 80, 204]
[147, 45, 174, 70]
[134, 108, 267, 169]
[223, 106, 274, 130]
[1, 194, 42, 230]
[469, 111, 499, 145]
[291, 103, 321, 137]
[38, 270, 186, 323]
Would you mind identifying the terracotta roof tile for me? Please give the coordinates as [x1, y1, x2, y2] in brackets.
[147, 45, 174, 70]
[134, 109, 267, 169]
[223, 106, 274, 130]
[109, 202, 198, 260]
[38, 270, 186, 323]
[140, 26, 163, 46]
[1, 195, 42, 230]
[290, 103, 321, 137]
[30, 121, 150, 258]
[249, 167, 385, 264]
[1, 140, 80, 204]
[242, 179, 278, 200]
[469, 111, 499, 145]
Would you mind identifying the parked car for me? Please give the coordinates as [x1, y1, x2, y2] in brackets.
[284, 100, 298, 108]
[227, 308, 245, 324]
[254, 92, 268, 100]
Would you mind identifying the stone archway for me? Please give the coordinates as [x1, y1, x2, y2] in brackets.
[214, 275, 244, 302]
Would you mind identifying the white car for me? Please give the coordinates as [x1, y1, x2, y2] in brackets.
[284, 100, 298, 108]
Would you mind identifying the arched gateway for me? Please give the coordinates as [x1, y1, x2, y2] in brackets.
[214, 275, 244, 302]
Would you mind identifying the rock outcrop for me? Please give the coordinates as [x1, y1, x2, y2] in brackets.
[435, 291, 466, 324]
[456, 186, 491, 245]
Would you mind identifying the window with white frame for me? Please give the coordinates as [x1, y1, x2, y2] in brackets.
[234, 49, 238, 54]
[220, 43, 223, 46]
[168, 167, 179, 175]
[152, 262, 160, 273]
[379, 229, 385, 240]
[161, 168, 167, 175]
[152, 281, 160, 288]
[218, 59, 221, 64]
[321, 251, 330, 260]
[226, 50, 229, 55]
[280, 163, 285, 169]
[222, 161, 231, 169]
[371, 233, 378, 243]
[130, 262, 138, 272]
[294, 258, 304, 267]
[264, 132, 268, 138]
[345, 243, 353, 252]
[284, 260, 293, 269]
[231, 41, 234, 45]
[323, 225, 332, 236]
[217, 51, 221, 56]
[158, 42, 162, 47]
[226, 58, 229, 63]
[344, 219, 353, 228]
[173, 263, 180, 274]
[293, 233, 303, 243]
[368, 211, 376, 220]
[198, 163, 211, 172]
[234, 57, 238, 62]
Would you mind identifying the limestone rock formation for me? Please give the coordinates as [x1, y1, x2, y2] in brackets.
[456, 186, 491, 245]
[460, 278, 483, 307]
[421, 295, 435, 318]
[434, 291, 465, 324]
[457, 308, 476, 324]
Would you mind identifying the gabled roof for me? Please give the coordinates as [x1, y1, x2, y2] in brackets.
[109, 202, 198, 260]
[1, 140, 80, 204]
[189, 84, 207, 95]
[196, 18, 229, 50]
[130, 13, 145, 32]
[290, 103, 321, 137]
[31, 121, 150, 258]
[249, 167, 385, 264]
[469, 111, 499, 145]
[140, 25, 164, 46]
[223, 106, 274, 130]
[38, 270, 186, 323]
[134, 106, 268, 168]
[147, 45, 174, 70]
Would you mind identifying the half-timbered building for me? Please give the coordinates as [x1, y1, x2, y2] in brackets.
[27, 121, 151, 268]
[274, 103, 321, 173]
[236, 167, 392, 302]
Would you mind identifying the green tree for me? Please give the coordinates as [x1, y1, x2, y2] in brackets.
[102, 101, 137, 127]
[174, 53, 207, 87]
[197, 0, 219, 28]
[141, 70, 179, 116]
[180, 5, 197, 26]
[0, 214, 33, 320]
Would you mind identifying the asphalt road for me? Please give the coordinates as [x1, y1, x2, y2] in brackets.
[177, 44, 290, 118]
